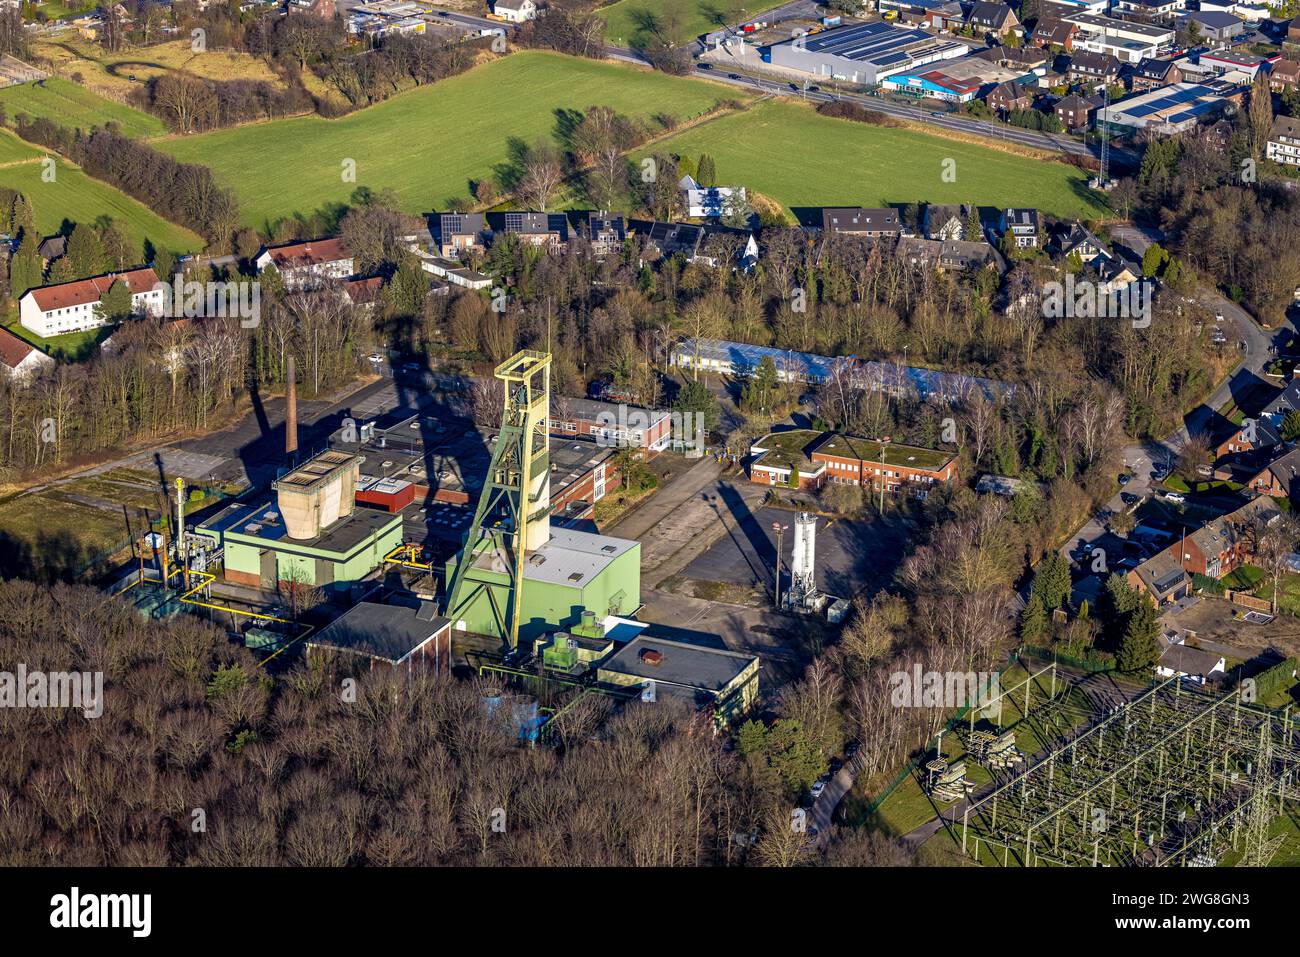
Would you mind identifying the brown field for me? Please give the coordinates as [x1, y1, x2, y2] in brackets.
[33, 36, 285, 100]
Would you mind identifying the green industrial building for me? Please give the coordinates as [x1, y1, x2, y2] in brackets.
[444, 526, 641, 645]
[196, 499, 403, 592]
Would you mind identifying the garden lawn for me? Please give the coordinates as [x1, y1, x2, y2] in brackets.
[156, 51, 745, 232]
[645, 99, 1111, 220]
[0, 76, 165, 138]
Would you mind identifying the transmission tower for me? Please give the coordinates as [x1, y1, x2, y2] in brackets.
[1096, 84, 1111, 190]
[444, 349, 552, 650]
[1238, 720, 1286, 867]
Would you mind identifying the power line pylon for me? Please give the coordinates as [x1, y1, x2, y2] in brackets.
[1238, 720, 1285, 867]
[444, 350, 552, 651]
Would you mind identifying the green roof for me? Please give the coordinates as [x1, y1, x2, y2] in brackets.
[752, 429, 822, 470]
[813, 433, 954, 471]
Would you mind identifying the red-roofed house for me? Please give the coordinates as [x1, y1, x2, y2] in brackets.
[0, 326, 54, 383]
[255, 238, 354, 289]
[18, 267, 163, 338]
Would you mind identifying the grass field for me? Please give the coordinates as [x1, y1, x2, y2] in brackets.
[33, 36, 290, 103]
[0, 76, 165, 138]
[0, 129, 42, 166]
[0, 152, 202, 257]
[156, 51, 745, 231]
[645, 99, 1110, 220]
[597, 0, 788, 46]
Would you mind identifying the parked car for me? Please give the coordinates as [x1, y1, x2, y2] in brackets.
[810, 776, 829, 800]
[1121, 492, 1138, 506]
[1118, 473, 1131, 486]
[1215, 312, 1225, 323]
[1164, 492, 1186, 504]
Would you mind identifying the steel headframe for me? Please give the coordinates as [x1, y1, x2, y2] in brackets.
[443, 350, 552, 651]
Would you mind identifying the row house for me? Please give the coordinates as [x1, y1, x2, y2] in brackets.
[821, 207, 902, 239]
[18, 267, 163, 338]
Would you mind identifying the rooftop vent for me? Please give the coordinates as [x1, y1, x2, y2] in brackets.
[529, 554, 546, 566]
[568, 572, 584, 582]
[601, 544, 618, 553]
[639, 649, 663, 666]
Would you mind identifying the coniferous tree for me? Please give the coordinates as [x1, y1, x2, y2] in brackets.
[1118, 596, 1161, 673]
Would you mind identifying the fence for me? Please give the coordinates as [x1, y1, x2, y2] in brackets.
[1225, 589, 1272, 613]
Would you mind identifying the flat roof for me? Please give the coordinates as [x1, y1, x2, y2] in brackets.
[1065, 12, 1174, 39]
[469, 525, 637, 588]
[200, 498, 400, 554]
[814, 432, 955, 470]
[600, 636, 756, 693]
[309, 599, 450, 663]
[273, 449, 362, 492]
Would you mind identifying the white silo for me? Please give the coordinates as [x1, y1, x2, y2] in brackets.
[789, 511, 817, 609]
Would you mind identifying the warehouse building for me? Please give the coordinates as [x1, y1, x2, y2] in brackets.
[670, 337, 1011, 401]
[306, 597, 452, 673]
[1096, 81, 1239, 136]
[597, 635, 760, 726]
[1064, 12, 1174, 62]
[764, 19, 967, 85]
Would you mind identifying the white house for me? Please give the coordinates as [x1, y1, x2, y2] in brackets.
[1156, 631, 1226, 685]
[254, 237, 354, 289]
[679, 175, 747, 219]
[18, 267, 163, 339]
[492, 0, 535, 23]
[0, 327, 54, 383]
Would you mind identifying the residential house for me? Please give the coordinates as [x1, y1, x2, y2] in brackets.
[577, 211, 627, 258]
[37, 235, 66, 264]
[821, 207, 902, 238]
[938, 240, 1000, 272]
[18, 267, 162, 338]
[1244, 445, 1300, 501]
[1030, 16, 1079, 51]
[0, 326, 54, 383]
[1056, 222, 1110, 264]
[1156, 632, 1226, 684]
[430, 212, 488, 259]
[965, 1, 1020, 37]
[1267, 115, 1300, 168]
[486, 211, 569, 249]
[491, 0, 536, 22]
[1270, 58, 1300, 93]
[1127, 546, 1191, 606]
[974, 43, 1048, 70]
[1054, 92, 1098, 129]
[999, 207, 1041, 249]
[986, 79, 1035, 115]
[1126, 56, 1184, 91]
[1067, 50, 1121, 85]
[923, 203, 969, 240]
[1175, 497, 1281, 579]
[254, 238, 354, 288]
[895, 236, 943, 270]
[679, 175, 747, 220]
[628, 220, 757, 269]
